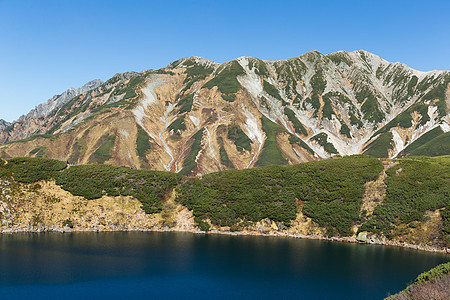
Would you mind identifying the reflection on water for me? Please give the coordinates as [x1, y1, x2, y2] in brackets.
[0, 232, 448, 299]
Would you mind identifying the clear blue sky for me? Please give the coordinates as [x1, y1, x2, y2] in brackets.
[1, 0, 449, 122]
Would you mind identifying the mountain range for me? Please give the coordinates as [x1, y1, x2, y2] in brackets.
[0, 50, 449, 175]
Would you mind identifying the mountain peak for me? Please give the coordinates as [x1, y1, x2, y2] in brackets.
[82, 79, 104, 90]
[0, 119, 11, 131]
[17, 79, 104, 122]
[169, 56, 218, 69]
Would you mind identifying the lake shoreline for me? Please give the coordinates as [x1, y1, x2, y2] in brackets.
[1, 226, 448, 255]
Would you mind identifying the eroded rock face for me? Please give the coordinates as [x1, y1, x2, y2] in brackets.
[0, 51, 449, 175]
[0, 79, 104, 144]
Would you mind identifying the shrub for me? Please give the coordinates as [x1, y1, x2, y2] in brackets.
[441, 206, 450, 247]
[194, 217, 211, 232]
[136, 126, 152, 157]
[217, 136, 234, 169]
[321, 93, 335, 119]
[263, 80, 282, 100]
[55, 164, 181, 214]
[0, 170, 7, 177]
[168, 115, 186, 135]
[176, 155, 382, 235]
[350, 113, 363, 128]
[179, 129, 204, 175]
[184, 63, 214, 83]
[360, 157, 450, 240]
[311, 133, 338, 154]
[203, 61, 245, 101]
[408, 131, 450, 157]
[219, 146, 234, 168]
[176, 94, 194, 113]
[298, 155, 382, 236]
[310, 71, 326, 93]
[401, 127, 443, 156]
[361, 94, 384, 123]
[176, 166, 298, 227]
[288, 135, 315, 155]
[5, 157, 67, 183]
[121, 75, 145, 100]
[69, 138, 86, 163]
[29, 146, 47, 157]
[375, 103, 430, 136]
[247, 58, 269, 76]
[415, 262, 450, 284]
[92, 134, 116, 164]
[364, 132, 393, 158]
[284, 107, 307, 136]
[63, 219, 74, 228]
[227, 124, 252, 152]
[340, 123, 352, 138]
[255, 116, 288, 167]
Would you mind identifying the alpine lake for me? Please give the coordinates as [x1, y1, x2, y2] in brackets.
[0, 232, 448, 299]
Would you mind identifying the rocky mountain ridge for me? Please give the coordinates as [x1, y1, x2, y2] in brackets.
[19, 79, 104, 121]
[0, 50, 448, 175]
[0, 79, 104, 143]
[0, 119, 11, 131]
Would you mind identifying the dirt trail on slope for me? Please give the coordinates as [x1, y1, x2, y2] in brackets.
[360, 160, 397, 217]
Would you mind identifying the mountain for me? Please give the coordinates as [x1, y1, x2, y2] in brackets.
[0, 79, 104, 144]
[0, 119, 11, 131]
[0, 50, 449, 175]
[20, 79, 104, 120]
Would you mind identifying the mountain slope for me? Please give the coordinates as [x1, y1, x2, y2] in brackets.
[405, 131, 450, 157]
[0, 50, 449, 175]
[0, 79, 104, 144]
[1, 155, 448, 250]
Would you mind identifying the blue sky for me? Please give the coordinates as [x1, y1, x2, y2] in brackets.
[1, 0, 449, 122]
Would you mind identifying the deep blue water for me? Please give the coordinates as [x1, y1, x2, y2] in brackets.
[0, 232, 447, 299]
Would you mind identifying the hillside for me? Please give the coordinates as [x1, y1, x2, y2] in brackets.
[386, 262, 450, 300]
[1, 156, 448, 251]
[0, 50, 449, 176]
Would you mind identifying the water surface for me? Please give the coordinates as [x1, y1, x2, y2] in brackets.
[0, 232, 447, 299]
